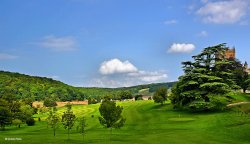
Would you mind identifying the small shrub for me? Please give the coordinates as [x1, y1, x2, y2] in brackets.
[88, 97, 98, 105]
[135, 95, 143, 101]
[12, 119, 22, 128]
[26, 117, 35, 126]
[44, 98, 57, 107]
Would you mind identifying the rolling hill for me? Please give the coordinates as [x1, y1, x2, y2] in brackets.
[0, 70, 176, 101]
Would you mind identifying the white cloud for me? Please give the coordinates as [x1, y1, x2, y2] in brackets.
[90, 59, 168, 87]
[198, 30, 208, 37]
[38, 35, 77, 51]
[197, 0, 249, 24]
[167, 43, 195, 53]
[0, 53, 18, 60]
[128, 71, 167, 82]
[163, 20, 178, 25]
[89, 71, 168, 88]
[99, 59, 138, 75]
[88, 77, 129, 88]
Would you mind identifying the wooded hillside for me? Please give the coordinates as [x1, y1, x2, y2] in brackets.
[0, 71, 176, 101]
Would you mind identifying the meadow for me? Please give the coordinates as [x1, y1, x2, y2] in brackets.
[1, 98, 250, 144]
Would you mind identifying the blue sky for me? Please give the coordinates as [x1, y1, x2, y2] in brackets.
[0, 0, 250, 87]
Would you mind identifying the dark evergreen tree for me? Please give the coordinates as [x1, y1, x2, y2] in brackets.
[171, 44, 239, 111]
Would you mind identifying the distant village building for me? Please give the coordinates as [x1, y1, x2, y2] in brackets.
[142, 96, 152, 100]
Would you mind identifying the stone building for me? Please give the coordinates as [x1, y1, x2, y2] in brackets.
[223, 48, 249, 74]
[224, 48, 236, 59]
[244, 61, 250, 74]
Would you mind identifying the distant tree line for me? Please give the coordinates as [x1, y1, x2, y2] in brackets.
[0, 71, 176, 103]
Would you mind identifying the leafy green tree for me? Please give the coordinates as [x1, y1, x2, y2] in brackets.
[47, 107, 60, 136]
[76, 116, 88, 142]
[135, 94, 143, 101]
[153, 87, 168, 105]
[20, 104, 34, 123]
[0, 108, 11, 130]
[22, 97, 34, 107]
[233, 61, 250, 93]
[26, 117, 35, 126]
[87, 97, 98, 104]
[171, 44, 236, 111]
[9, 101, 22, 121]
[61, 103, 76, 140]
[43, 98, 57, 107]
[119, 91, 133, 100]
[12, 119, 22, 128]
[99, 99, 126, 141]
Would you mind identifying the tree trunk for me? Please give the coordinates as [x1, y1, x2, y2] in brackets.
[110, 127, 112, 143]
[82, 133, 84, 143]
[243, 88, 246, 93]
[54, 128, 55, 136]
[68, 128, 69, 140]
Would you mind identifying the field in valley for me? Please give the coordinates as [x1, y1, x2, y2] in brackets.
[1, 98, 250, 144]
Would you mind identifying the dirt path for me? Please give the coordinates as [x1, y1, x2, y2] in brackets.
[227, 102, 250, 108]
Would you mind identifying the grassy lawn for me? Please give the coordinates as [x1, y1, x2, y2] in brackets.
[1, 100, 250, 144]
[229, 92, 250, 102]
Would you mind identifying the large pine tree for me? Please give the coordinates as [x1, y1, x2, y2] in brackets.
[171, 44, 241, 111]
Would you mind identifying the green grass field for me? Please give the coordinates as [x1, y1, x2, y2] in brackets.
[1, 100, 250, 144]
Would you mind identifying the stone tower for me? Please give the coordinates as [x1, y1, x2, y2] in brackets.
[224, 48, 235, 59]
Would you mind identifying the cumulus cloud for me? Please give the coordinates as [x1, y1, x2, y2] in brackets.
[0, 53, 18, 60]
[197, 0, 249, 24]
[99, 59, 138, 75]
[38, 35, 77, 51]
[91, 59, 168, 87]
[167, 43, 195, 53]
[128, 71, 167, 82]
[89, 71, 168, 88]
[163, 19, 178, 25]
